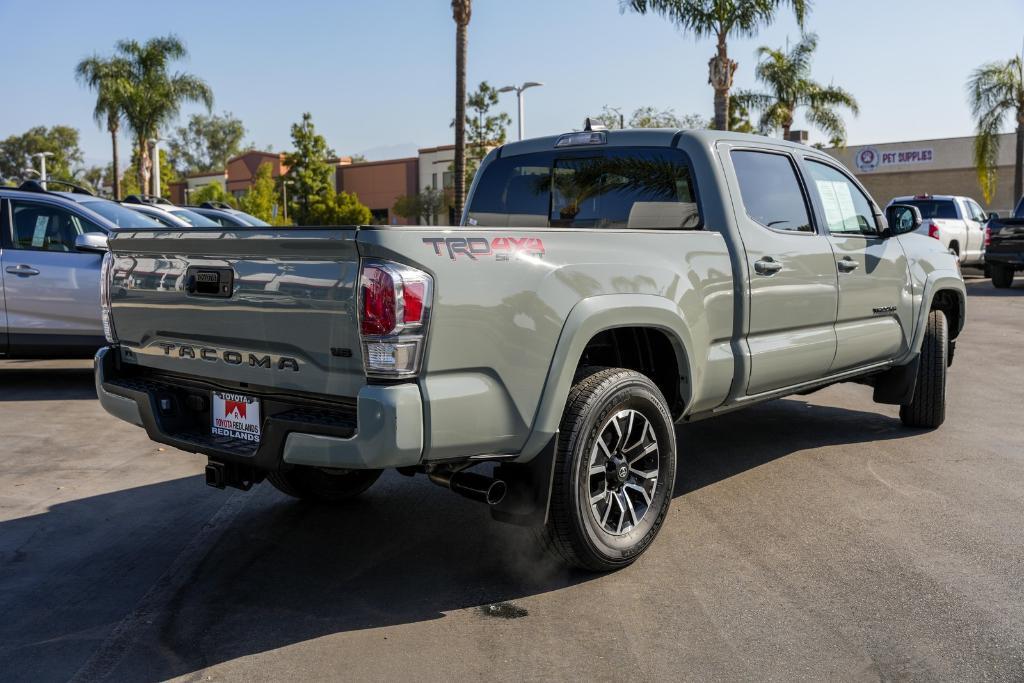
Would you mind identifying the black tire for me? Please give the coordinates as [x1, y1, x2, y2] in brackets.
[900, 310, 948, 429]
[538, 367, 677, 572]
[267, 466, 382, 503]
[991, 264, 1015, 289]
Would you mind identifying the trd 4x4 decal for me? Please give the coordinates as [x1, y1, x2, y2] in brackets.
[423, 236, 546, 261]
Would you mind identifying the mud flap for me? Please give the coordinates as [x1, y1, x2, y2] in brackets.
[872, 354, 920, 405]
[490, 433, 558, 527]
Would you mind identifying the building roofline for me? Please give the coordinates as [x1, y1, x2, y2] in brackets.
[226, 150, 284, 164]
[829, 131, 1015, 151]
[418, 144, 456, 153]
[339, 156, 418, 169]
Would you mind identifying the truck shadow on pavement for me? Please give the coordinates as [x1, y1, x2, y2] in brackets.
[0, 396, 914, 682]
[963, 279, 1022, 296]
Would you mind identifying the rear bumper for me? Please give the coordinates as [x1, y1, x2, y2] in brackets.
[985, 250, 1024, 267]
[94, 346, 423, 471]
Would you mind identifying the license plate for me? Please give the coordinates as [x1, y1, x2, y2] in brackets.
[211, 391, 261, 443]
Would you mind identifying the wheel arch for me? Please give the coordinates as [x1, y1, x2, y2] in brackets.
[912, 272, 965, 354]
[515, 294, 697, 462]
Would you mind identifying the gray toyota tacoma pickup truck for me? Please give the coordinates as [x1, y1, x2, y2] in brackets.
[95, 128, 965, 570]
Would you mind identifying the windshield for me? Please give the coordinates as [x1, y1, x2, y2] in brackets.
[170, 208, 220, 227]
[902, 199, 959, 220]
[80, 200, 163, 228]
[233, 210, 270, 227]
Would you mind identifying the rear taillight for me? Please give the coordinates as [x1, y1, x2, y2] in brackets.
[358, 260, 432, 377]
[928, 222, 940, 240]
[985, 226, 992, 247]
[100, 251, 118, 344]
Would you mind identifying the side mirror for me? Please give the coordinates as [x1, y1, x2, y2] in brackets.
[75, 232, 109, 254]
[988, 212, 1000, 221]
[884, 204, 922, 237]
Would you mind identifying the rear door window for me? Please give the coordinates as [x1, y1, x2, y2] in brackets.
[467, 148, 700, 229]
[730, 150, 812, 233]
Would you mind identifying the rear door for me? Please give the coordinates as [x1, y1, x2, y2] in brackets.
[802, 158, 913, 371]
[719, 144, 839, 395]
[1, 198, 106, 350]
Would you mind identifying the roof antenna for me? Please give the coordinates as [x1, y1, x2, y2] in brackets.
[583, 117, 607, 132]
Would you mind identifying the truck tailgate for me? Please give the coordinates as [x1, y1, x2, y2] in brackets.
[107, 229, 364, 399]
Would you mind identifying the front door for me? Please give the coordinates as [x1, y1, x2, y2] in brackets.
[2, 198, 105, 352]
[721, 145, 839, 395]
[801, 159, 913, 371]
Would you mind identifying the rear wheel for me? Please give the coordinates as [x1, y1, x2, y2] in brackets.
[539, 367, 676, 572]
[268, 466, 382, 503]
[900, 310, 948, 429]
[991, 264, 1015, 288]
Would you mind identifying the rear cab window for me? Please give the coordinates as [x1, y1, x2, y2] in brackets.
[901, 199, 959, 220]
[467, 148, 700, 229]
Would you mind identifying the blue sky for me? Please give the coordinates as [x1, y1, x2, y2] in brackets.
[2, 0, 1022, 167]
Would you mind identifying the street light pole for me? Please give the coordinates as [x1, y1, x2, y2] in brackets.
[30, 152, 54, 188]
[497, 82, 544, 141]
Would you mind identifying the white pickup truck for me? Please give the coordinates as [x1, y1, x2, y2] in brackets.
[887, 194, 988, 267]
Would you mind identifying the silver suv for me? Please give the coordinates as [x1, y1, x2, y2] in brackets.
[0, 182, 160, 358]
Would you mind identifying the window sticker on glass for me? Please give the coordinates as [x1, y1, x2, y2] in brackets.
[816, 180, 859, 232]
[32, 216, 49, 248]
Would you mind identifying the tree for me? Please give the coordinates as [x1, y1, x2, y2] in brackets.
[75, 53, 131, 199]
[100, 35, 213, 195]
[594, 105, 708, 129]
[394, 186, 446, 225]
[283, 112, 337, 225]
[121, 146, 177, 198]
[75, 165, 110, 195]
[732, 33, 858, 143]
[451, 0, 472, 222]
[167, 111, 251, 175]
[306, 187, 372, 226]
[189, 182, 235, 207]
[727, 99, 755, 133]
[348, 154, 367, 164]
[465, 81, 511, 158]
[967, 54, 1024, 204]
[238, 163, 281, 223]
[0, 126, 84, 182]
[625, 0, 808, 131]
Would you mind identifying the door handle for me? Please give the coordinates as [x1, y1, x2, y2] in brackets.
[838, 257, 859, 272]
[753, 258, 782, 275]
[5, 264, 40, 276]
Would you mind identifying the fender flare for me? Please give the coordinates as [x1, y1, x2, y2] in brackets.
[909, 270, 965, 357]
[515, 293, 697, 462]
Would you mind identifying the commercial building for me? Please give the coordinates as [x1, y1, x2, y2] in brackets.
[827, 132, 1018, 212]
[336, 156, 418, 224]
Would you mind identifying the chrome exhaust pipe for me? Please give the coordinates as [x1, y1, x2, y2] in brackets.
[429, 470, 508, 506]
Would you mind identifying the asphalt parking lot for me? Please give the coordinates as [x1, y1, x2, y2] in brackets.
[1, 276, 1022, 682]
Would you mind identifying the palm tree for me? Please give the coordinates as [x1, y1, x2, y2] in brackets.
[114, 35, 213, 195]
[732, 33, 858, 143]
[75, 55, 131, 199]
[967, 55, 1024, 205]
[625, 0, 808, 131]
[451, 0, 471, 223]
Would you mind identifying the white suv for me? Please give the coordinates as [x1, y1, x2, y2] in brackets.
[887, 195, 987, 266]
